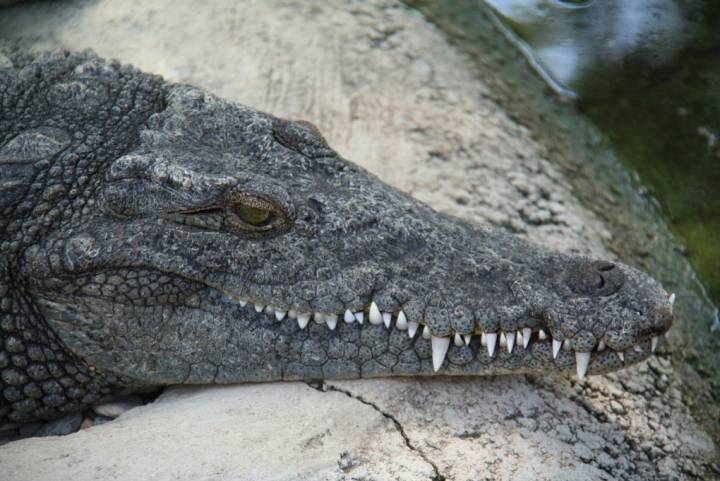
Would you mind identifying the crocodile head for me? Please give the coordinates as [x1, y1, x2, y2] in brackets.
[1, 48, 674, 427]
[21, 81, 673, 388]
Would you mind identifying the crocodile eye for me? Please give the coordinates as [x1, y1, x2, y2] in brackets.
[233, 203, 272, 226]
[225, 194, 290, 233]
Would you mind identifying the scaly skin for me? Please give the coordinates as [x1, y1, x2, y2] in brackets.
[0, 46, 673, 425]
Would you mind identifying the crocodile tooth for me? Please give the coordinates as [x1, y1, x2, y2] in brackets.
[563, 339, 572, 350]
[499, 332, 507, 347]
[597, 340, 606, 351]
[454, 333, 464, 347]
[463, 334, 472, 346]
[422, 325, 431, 339]
[238, 299, 248, 307]
[275, 310, 286, 321]
[396, 311, 408, 330]
[254, 304, 264, 313]
[617, 352, 624, 362]
[516, 331, 523, 347]
[651, 336, 659, 353]
[522, 328, 532, 349]
[326, 314, 338, 330]
[344, 309, 355, 324]
[431, 336, 451, 372]
[354, 312, 364, 324]
[369, 302, 382, 325]
[506, 332, 515, 353]
[408, 321, 419, 338]
[575, 352, 591, 382]
[288, 310, 297, 319]
[314, 312, 325, 324]
[552, 339, 562, 359]
[481, 332, 487, 347]
[382, 312, 392, 329]
[538, 329, 547, 341]
[486, 333, 497, 357]
[669, 293, 676, 306]
[297, 313, 311, 329]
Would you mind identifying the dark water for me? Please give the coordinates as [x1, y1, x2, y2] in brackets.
[484, 0, 720, 307]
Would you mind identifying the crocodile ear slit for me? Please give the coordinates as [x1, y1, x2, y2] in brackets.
[272, 118, 336, 159]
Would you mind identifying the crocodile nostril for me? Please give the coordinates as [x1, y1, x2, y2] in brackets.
[597, 262, 616, 272]
[567, 260, 624, 296]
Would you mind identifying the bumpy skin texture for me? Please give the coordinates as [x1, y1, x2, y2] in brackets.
[0, 47, 673, 425]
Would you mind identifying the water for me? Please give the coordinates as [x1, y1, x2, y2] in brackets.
[484, 0, 720, 307]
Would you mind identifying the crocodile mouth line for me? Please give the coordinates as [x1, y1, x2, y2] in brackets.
[219, 291, 675, 381]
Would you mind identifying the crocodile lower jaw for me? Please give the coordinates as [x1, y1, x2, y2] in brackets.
[222, 294, 669, 381]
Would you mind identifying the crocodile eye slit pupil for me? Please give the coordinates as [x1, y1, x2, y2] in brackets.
[233, 203, 273, 226]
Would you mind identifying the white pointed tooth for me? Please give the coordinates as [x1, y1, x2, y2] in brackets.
[454, 333, 464, 347]
[254, 304, 264, 312]
[297, 313, 311, 329]
[563, 339, 572, 350]
[481, 332, 487, 347]
[314, 312, 325, 324]
[422, 325, 431, 339]
[431, 336, 451, 372]
[344, 309, 355, 324]
[369, 302, 382, 325]
[506, 332, 515, 353]
[326, 314, 338, 330]
[597, 340, 606, 352]
[463, 334, 472, 346]
[354, 312, 364, 324]
[408, 321, 419, 338]
[499, 332, 507, 347]
[669, 292, 676, 306]
[275, 310, 287, 321]
[552, 339, 562, 359]
[651, 336, 659, 353]
[617, 352, 625, 362]
[522, 328, 532, 349]
[575, 351, 591, 382]
[238, 299, 248, 307]
[396, 311, 408, 330]
[516, 331, 523, 346]
[288, 310, 297, 319]
[486, 333, 497, 357]
[538, 329, 547, 341]
[383, 312, 392, 329]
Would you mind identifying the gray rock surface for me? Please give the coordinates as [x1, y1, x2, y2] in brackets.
[0, 0, 716, 480]
[17, 412, 83, 438]
[93, 396, 144, 419]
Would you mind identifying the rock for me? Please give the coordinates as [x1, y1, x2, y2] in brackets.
[18, 413, 83, 438]
[92, 415, 113, 426]
[610, 400, 626, 414]
[0, 384, 436, 481]
[0, 0, 716, 480]
[79, 417, 93, 430]
[92, 395, 143, 419]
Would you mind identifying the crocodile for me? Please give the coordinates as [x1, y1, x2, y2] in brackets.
[0, 46, 674, 426]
